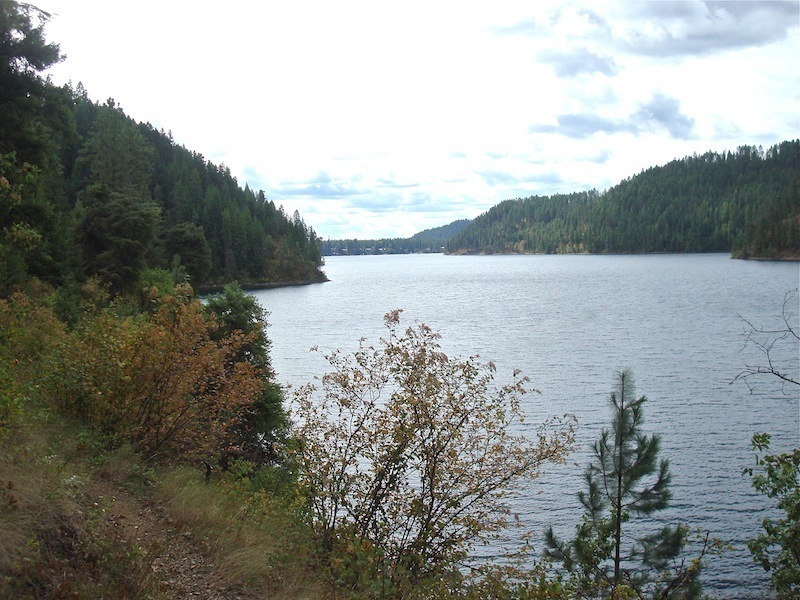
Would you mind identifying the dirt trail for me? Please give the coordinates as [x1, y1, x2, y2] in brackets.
[88, 479, 256, 599]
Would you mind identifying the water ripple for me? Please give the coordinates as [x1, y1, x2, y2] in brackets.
[255, 254, 799, 598]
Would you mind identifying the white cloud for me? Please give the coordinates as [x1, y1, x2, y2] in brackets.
[34, 0, 799, 239]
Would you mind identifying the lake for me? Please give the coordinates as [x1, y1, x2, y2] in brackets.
[252, 253, 799, 597]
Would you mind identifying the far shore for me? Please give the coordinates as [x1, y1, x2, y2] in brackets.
[735, 255, 800, 262]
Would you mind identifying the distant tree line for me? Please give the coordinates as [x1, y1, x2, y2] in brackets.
[446, 142, 799, 258]
[322, 237, 441, 256]
[1, 1, 325, 299]
[321, 219, 470, 256]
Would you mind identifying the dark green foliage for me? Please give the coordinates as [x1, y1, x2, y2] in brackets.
[0, 0, 62, 166]
[75, 100, 154, 196]
[409, 218, 472, 243]
[447, 143, 800, 259]
[67, 101, 325, 290]
[163, 222, 212, 287]
[0, 153, 40, 294]
[73, 104, 160, 295]
[0, 0, 75, 290]
[0, 1, 60, 79]
[77, 186, 160, 296]
[0, 1, 325, 298]
[205, 283, 271, 369]
[546, 370, 702, 598]
[745, 433, 800, 596]
[205, 283, 287, 464]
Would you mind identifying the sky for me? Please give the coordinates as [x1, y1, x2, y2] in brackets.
[33, 1, 799, 240]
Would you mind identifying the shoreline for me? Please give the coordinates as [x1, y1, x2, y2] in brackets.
[198, 277, 329, 294]
[444, 249, 800, 262]
[734, 255, 800, 262]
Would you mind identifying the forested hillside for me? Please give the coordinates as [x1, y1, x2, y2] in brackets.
[1, 3, 325, 298]
[446, 142, 799, 258]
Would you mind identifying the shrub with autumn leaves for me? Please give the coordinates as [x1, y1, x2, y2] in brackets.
[0, 285, 66, 430]
[43, 283, 266, 462]
[292, 310, 576, 595]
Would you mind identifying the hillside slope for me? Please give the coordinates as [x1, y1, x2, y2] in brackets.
[1, 2, 325, 296]
[446, 141, 799, 258]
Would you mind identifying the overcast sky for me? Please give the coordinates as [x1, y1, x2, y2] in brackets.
[34, 1, 799, 239]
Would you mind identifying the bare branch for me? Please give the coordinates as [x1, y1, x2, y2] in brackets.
[732, 289, 799, 393]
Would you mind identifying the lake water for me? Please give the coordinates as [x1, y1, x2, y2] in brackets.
[252, 253, 799, 597]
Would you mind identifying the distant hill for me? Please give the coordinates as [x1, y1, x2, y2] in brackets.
[409, 219, 471, 242]
[446, 141, 799, 259]
[322, 219, 471, 256]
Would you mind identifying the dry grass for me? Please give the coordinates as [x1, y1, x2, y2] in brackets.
[0, 414, 158, 599]
[155, 467, 336, 599]
[0, 418, 60, 575]
[0, 290, 337, 598]
[1, 410, 340, 599]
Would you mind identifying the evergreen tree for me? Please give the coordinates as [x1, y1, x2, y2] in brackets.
[76, 186, 160, 295]
[163, 222, 211, 286]
[75, 100, 154, 195]
[0, 1, 74, 292]
[0, 153, 41, 294]
[0, 0, 62, 165]
[204, 283, 286, 464]
[74, 102, 160, 295]
[546, 370, 702, 598]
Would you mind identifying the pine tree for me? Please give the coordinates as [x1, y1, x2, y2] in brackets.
[204, 283, 287, 464]
[74, 102, 160, 295]
[0, 0, 63, 165]
[545, 370, 702, 598]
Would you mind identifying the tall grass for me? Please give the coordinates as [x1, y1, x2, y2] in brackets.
[1, 287, 337, 598]
[155, 466, 335, 599]
[0, 416, 158, 598]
